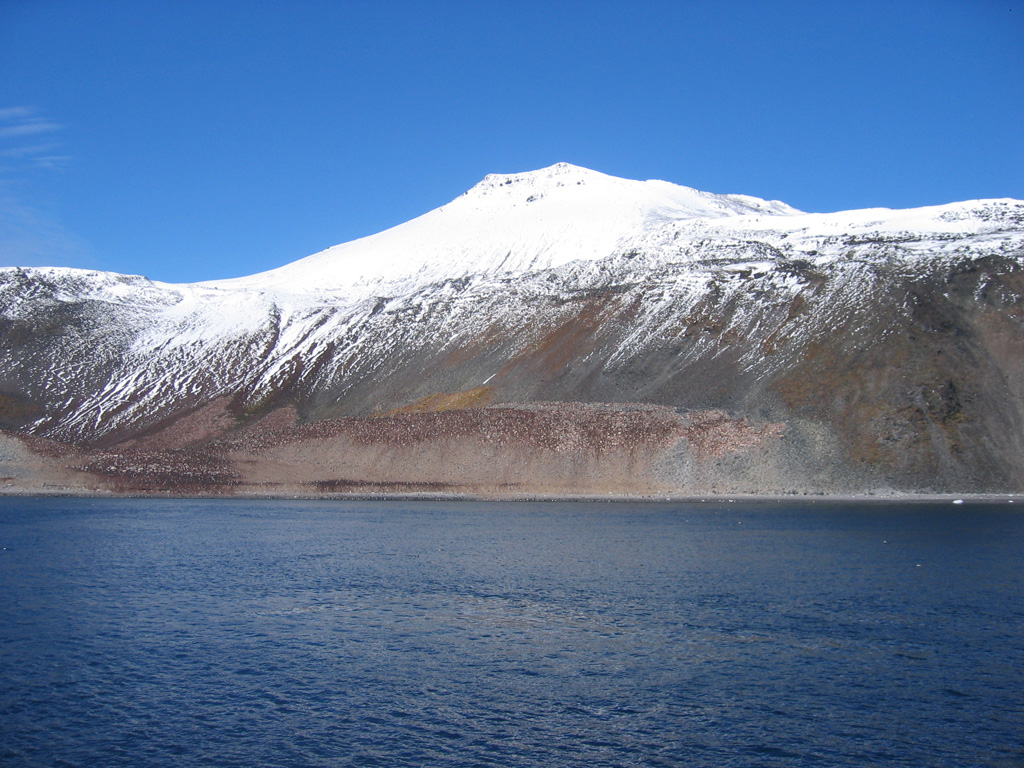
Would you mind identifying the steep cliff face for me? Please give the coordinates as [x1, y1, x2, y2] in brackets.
[2, 164, 1022, 496]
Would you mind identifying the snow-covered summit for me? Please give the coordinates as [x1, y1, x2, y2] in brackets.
[463, 162, 799, 218]
[205, 163, 1024, 300]
[210, 163, 803, 296]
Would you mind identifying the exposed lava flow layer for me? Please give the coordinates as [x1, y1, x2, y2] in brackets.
[2, 164, 1023, 497]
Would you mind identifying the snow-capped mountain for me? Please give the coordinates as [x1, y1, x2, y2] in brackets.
[217, 162, 802, 295]
[2, 163, 1023, 497]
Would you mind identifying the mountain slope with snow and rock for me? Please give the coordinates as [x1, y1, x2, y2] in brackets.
[2, 163, 1023, 497]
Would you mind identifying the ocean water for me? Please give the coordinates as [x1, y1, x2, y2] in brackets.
[1, 497, 1021, 767]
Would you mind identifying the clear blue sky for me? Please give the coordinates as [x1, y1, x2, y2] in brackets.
[1, 0, 1021, 283]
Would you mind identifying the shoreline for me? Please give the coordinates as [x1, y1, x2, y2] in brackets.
[1, 487, 1020, 505]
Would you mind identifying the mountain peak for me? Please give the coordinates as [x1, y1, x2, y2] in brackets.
[463, 163, 800, 219]
[213, 165, 808, 294]
[474, 162, 600, 188]
[463, 163, 614, 202]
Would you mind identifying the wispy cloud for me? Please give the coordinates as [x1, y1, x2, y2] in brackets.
[0, 106, 87, 268]
[0, 143, 61, 159]
[0, 120, 61, 139]
[0, 106, 68, 172]
[0, 107, 34, 121]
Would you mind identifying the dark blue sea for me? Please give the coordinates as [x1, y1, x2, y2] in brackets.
[1, 497, 1022, 767]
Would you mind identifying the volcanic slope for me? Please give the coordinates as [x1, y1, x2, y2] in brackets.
[2, 163, 1023, 496]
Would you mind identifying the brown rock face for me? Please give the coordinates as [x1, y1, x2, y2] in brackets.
[1, 401, 790, 497]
